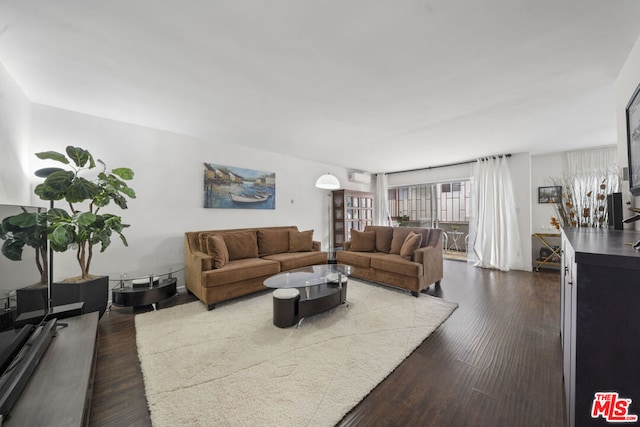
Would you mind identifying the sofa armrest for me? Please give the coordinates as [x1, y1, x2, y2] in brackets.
[414, 242, 443, 286]
[343, 241, 352, 251]
[312, 240, 322, 251]
[184, 239, 214, 294]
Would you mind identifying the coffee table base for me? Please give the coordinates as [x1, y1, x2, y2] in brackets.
[272, 282, 348, 328]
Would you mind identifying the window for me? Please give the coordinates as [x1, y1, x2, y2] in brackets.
[388, 180, 470, 226]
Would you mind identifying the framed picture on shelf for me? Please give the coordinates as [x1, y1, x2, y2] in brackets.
[538, 186, 562, 204]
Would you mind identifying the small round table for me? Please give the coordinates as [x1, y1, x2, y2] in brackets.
[110, 264, 183, 310]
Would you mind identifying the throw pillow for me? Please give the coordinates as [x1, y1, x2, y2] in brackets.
[289, 229, 314, 252]
[390, 227, 413, 254]
[400, 231, 423, 261]
[207, 235, 229, 268]
[257, 229, 290, 257]
[223, 231, 259, 260]
[350, 230, 376, 252]
[372, 227, 393, 253]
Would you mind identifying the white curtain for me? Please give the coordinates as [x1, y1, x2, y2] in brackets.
[566, 146, 617, 174]
[375, 173, 391, 225]
[468, 156, 523, 271]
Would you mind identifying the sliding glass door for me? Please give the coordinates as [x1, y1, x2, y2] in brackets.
[388, 180, 470, 257]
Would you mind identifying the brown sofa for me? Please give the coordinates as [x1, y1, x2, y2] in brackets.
[185, 226, 327, 309]
[336, 225, 443, 296]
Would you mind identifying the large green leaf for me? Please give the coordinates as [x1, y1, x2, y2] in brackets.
[47, 208, 72, 223]
[45, 170, 74, 189]
[50, 224, 74, 247]
[66, 146, 95, 168]
[9, 212, 38, 228]
[119, 186, 136, 199]
[35, 150, 70, 164]
[112, 168, 134, 180]
[34, 183, 65, 201]
[77, 212, 97, 226]
[35, 170, 74, 201]
[66, 177, 100, 203]
[1, 240, 25, 261]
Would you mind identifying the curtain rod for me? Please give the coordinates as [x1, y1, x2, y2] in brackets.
[385, 153, 512, 175]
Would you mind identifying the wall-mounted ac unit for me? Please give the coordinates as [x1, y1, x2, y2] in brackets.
[349, 172, 371, 184]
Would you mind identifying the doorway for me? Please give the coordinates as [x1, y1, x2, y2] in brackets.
[388, 180, 470, 260]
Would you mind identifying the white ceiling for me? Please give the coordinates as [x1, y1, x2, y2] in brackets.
[1, 1, 640, 173]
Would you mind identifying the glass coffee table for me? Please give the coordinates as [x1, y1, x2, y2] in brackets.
[264, 264, 352, 328]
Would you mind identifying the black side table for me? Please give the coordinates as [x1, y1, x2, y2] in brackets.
[109, 265, 183, 310]
[112, 278, 177, 310]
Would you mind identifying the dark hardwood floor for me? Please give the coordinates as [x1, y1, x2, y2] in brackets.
[88, 260, 565, 427]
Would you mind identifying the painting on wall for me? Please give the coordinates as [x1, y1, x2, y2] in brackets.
[203, 163, 276, 209]
[538, 186, 562, 204]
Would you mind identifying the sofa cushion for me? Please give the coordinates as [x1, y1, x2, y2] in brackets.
[336, 250, 372, 268]
[289, 229, 314, 252]
[350, 230, 376, 252]
[207, 235, 229, 268]
[370, 254, 422, 277]
[202, 258, 280, 287]
[263, 251, 328, 271]
[400, 231, 423, 261]
[223, 231, 259, 260]
[257, 229, 290, 257]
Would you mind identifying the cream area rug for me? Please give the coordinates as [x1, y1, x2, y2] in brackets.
[135, 280, 458, 427]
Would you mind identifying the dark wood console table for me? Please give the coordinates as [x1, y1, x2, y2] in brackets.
[561, 228, 640, 426]
[5, 311, 99, 426]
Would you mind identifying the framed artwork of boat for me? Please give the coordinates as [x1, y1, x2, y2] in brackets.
[203, 163, 276, 209]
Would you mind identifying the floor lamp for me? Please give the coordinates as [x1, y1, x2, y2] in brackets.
[315, 173, 341, 260]
[34, 167, 64, 312]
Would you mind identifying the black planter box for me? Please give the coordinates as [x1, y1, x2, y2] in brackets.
[16, 285, 48, 317]
[51, 276, 109, 318]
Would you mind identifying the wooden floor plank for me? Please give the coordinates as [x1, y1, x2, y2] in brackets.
[88, 260, 565, 427]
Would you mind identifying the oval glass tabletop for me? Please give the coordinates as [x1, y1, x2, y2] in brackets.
[108, 263, 184, 286]
[264, 264, 352, 289]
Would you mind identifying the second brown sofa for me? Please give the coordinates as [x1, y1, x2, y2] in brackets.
[336, 225, 443, 296]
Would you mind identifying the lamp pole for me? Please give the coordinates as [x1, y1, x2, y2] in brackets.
[315, 173, 341, 261]
[34, 167, 64, 312]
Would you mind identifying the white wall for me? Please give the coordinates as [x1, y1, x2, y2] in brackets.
[21, 104, 351, 282]
[509, 153, 532, 271]
[0, 63, 31, 205]
[387, 163, 473, 187]
[616, 32, 640, 218]
[531, 152, 565, 233]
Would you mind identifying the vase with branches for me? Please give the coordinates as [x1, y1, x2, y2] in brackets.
[549, 170, 619, 229]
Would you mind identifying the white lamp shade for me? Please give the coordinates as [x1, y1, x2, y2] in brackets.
[315, 173, 340, 189]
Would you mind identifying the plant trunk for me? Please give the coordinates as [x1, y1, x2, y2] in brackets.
[77, 241, 89, 280]
[36, 245, 48, 286]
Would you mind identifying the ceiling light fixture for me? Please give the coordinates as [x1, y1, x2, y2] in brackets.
[315, 173, 340, 190]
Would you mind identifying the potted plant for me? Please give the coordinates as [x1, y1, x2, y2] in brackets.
[0, 207, 49, 286]
[34, 146, 136, 316]
[0, 207, 51, 314]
